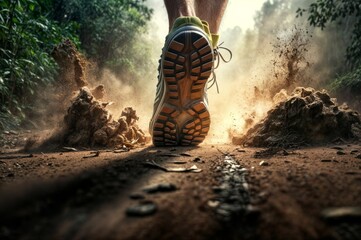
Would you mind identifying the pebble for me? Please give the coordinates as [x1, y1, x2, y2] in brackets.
[336, 151, 346, 155]
[142, 183, 177, 193]
[126, 201, 157, 217]
[212, 155, 252, 221]
[259, 161, 269, 166]
[207, 200, 220, 208]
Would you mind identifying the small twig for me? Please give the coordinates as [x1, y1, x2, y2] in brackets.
[83, 151, 100, 159]
[113, 149, 129, 153]
[216, 148, 227, 156]
[62, 147, 78, 152]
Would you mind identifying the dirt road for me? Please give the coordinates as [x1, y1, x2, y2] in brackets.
[0, 142, 360, 240]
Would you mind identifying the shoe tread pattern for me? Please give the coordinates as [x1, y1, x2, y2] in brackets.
[153, 30, 213, 146]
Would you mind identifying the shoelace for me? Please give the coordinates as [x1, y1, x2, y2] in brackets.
[207, 42, 233, 93]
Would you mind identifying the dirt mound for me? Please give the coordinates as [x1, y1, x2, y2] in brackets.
[233, 87, 361, 147]
[60, 87, 146, 148]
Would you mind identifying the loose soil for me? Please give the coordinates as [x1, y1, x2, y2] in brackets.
[0, 132, 360, 240]
[2, 44, 361, 239]
[233, 87, 361, 148]
[50, 87, 146, 148]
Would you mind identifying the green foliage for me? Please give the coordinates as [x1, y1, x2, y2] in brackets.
[330, 65, 361, 95]
[49, 0, 152, 73]
[297, 0, 361, 68]
[0, 0, 152, 130]
[0, 0, 79, 130]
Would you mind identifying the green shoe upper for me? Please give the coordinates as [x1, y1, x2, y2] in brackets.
[170, 16, 219, 49]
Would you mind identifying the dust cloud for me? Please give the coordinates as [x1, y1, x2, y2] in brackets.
[35, 0, 352, 146]
[93, 69, 156, 132]
[91, 0, 349, 144]
[203, 0, 351, 144]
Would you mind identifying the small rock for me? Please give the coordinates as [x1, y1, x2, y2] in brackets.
[259, 161, 269, 166]
[355, 154, 361, 159]
[336, 151, 346, 155]
[258, 191, 269, 198]
[219, 203, 242, 213]
[216, 208, 231, 218]
[321, 207, 361, 222]
[126, 201, 157, 217]
[207, 200, 220, 208]
[236, 149, 246, 153]
[142, 183, 177, 193]
[193, 157, 201, 162]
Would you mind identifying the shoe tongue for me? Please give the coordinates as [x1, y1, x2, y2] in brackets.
[171, 16, 216, 47]
[171, 16, 204, 31]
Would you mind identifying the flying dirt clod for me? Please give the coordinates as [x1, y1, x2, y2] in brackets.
[233, 87, 361, 147]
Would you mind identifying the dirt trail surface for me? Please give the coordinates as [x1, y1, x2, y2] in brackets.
[0, 136, 360, 240]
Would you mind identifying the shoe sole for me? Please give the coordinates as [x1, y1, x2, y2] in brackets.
[152, 28, 214, 146]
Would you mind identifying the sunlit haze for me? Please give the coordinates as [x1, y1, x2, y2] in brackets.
[147, 0, 266, 37]
[143, 0, 269, 144]
[220, 0, 266, 32]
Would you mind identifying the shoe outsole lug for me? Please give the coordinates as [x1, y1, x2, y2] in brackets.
[152, 29, 213, 146]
